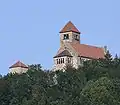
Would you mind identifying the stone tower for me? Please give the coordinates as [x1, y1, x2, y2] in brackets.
[53, 21, 105, 71]
[9, 61, 28, 74]
[59, 21, 81, 47]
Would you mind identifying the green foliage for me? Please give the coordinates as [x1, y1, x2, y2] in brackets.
[80, 77, 120, 105]
[1, 52, 120, 105]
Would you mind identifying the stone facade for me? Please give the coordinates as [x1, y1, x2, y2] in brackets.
[60, 32, 80, 47]
[53, 21, 81, 71]
[53, 21, 105, 71]
[9, 21, 105, 73]
[9, 67, 28, 74]
[9, 61, 28, 74]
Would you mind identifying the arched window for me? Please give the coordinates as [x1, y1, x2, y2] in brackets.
[63, 34, 69, 40]
[57, 59, 59, 64]
[74, 34, 79, 41]
[59, 59, 60, 64]
[61, 58, 62, 64]
[62, 58, 64, 63]
[56, 58, 65, 64]
[68, 58, 71, 63]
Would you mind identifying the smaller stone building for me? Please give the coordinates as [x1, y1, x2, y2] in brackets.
[9, 61, 28, 74]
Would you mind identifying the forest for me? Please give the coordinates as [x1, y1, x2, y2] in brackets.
[1, 51, 120, 105]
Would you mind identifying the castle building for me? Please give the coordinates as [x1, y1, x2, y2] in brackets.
[9, 21, 106, 73]
[9, 61, 28, 74]
[53, 21, 105, 71]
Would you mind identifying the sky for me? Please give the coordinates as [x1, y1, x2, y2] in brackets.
[0, 0, 120, 75]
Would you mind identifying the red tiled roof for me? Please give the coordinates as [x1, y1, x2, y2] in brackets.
[60, 21, 80, 34]
[9, 61, 28, 68]
[70, 43, 105, 59]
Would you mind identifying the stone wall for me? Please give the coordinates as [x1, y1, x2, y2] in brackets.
[9, 67, 28, 74]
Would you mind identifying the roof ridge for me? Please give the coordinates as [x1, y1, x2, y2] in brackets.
[80, 43, 102, 49]
[70, 43, 102, 49]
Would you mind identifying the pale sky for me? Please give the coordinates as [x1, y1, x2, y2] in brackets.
[0, 0, 119, 75]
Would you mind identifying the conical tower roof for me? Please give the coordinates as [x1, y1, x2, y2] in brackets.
[9, 61, 28, 68]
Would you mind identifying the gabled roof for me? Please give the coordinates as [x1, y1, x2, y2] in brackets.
[60, 21, 80, 34]
[9, 61, 28, 69]
[70, 43, 105, 59]
[54, 50, 72, 58]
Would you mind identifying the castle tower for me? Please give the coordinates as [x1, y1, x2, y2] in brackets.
[9, 61, 28, 74]
[53, 21, 105, 71]
[59, 21, 81, 47]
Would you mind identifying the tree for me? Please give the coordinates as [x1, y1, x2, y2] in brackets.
[1, 56, 120, 105]
[0, 74, 2, 78]
[80, 77, 120, 105]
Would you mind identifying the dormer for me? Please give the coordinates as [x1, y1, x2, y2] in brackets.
[59, 21, 81, 47]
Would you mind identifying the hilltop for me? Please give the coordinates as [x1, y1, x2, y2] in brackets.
[0, 51, 120, 105]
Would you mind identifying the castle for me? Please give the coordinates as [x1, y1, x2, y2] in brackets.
[53, 21, 105, 71]
[9, 21, 106, 74]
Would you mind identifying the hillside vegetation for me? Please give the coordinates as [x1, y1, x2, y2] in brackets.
[1, 51, 120, 105]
